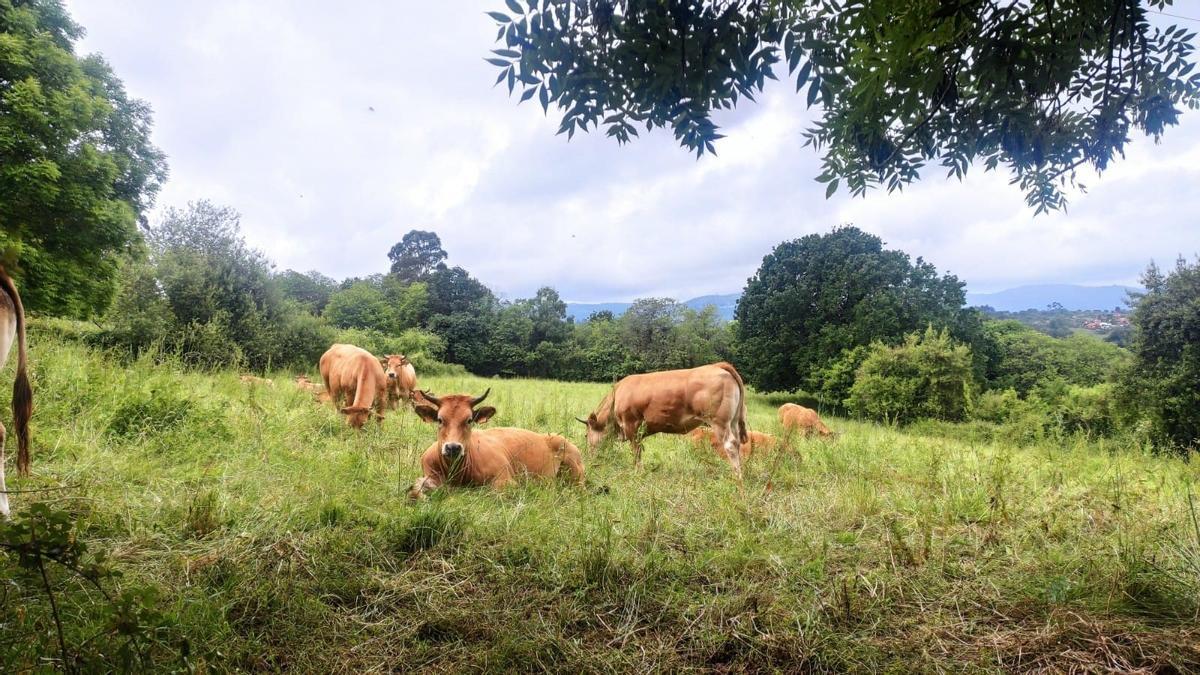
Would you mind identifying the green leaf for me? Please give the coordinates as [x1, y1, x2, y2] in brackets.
[485, 58, 510, 67]
[505, 0, 523, 14]
[492, 49, 520, 58]
[796, 60, 812, 92]
[825, 179, 839, 199]
[486, 11, 511, 23]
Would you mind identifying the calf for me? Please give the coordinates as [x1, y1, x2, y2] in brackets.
[319, 343, 388, 428]
[778, 403, 835, 438]
[380, 354, 418, 409]
[408, 389, 584, 499]
[688, 427, 777, 461]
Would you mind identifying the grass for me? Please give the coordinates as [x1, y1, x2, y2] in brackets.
[3, 328, 1200, 672]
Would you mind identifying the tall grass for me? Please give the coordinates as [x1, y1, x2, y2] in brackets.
[2, 326, 1199, 671]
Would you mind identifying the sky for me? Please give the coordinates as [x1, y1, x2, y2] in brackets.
[66, 1, 1200, 302]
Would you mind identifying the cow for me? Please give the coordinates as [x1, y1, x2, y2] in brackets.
[380, 354, 417, 409]
[318, 343, 388, 429]
[0, 267, 32, 518]
[578, 362, 748, 479]
[239, 375, 274, 386]
[294, 374, 331, 403]
[688, 427, 777, 461]
[408, 388, 585, 499]
[778, 403, 835, 438]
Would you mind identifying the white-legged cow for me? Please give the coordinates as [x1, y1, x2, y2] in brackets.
[408, 389, 584, 499]
[319, 344, 388, 429]
[0, 267, 32, 518]
[380, 354, 417, 409]
[579, 362, 748, 479]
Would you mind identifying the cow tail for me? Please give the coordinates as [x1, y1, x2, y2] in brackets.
[0, 267, 31, 475]
[715, 362, 748, 444]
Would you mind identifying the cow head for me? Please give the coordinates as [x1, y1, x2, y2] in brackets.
[381, 354, 410, 382]
[414, 388, 495, 462]
[340, 406, 371, 429]
[576, 413, 607, 450]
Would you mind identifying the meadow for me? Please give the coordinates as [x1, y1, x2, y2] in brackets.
[4, 327, 1200, 673]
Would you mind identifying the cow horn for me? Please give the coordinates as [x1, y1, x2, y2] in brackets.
[470, 388, 491, 407]
[575, 416, 588, 425]
[418, 390, 441, 407]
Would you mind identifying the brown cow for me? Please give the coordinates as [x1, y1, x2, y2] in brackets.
[239, 375, 274, 386]
[688, 427, 777, 461]
[408, 389, 584, 499]
[318, 344, 388, 428]
[0, 267, 32, 518]
[380, 354, 417, 409]
[294, 374, 318, 393]
[778, 403, 835, 438]
[578, 362, 748, 478]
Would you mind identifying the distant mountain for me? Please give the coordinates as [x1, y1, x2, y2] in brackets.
[565, 293, 741, 322]
[565, 284, 1138, 322]
[966, 284, 1139, 312]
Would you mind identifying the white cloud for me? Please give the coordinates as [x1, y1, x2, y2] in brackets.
[67, 0, 1200, 301]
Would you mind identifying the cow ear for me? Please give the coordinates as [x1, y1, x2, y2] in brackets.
[472, 406, 496, 424]
[414, 404, 439, 423]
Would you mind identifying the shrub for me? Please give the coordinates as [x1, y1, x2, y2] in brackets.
[847, 327, 975, 424]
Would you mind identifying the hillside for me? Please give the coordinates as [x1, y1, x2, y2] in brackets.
[966, 284, 1139, 311]
[4, 329, 1199, 671]
[565, 293, 740, 322]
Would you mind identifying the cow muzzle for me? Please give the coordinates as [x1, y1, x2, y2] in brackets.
[441, 442, 464, 459]
[388, 372, 397, 379]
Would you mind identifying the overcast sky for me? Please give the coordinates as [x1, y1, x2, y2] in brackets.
[67, 1, 1200, 301]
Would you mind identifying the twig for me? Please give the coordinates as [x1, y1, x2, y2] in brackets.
[38, 556, 71, 674]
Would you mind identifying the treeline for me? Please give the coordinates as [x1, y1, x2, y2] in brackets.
[95, 202, 731, 381]
[80, 204, 1200, 453]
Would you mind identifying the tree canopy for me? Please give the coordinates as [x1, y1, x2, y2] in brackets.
[735, 225, 979, 393]
[487, 0, 1200, 212]
[1, 0, 167, 316]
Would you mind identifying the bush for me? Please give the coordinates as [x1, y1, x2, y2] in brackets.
[847, 327, 975, 424]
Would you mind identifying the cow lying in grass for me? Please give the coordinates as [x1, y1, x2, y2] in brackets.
[408, 389, 584, 499]
[688, 427, 777, 460]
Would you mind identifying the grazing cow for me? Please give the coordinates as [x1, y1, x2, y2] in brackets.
[778, 403, 835, 438]
[409, 389, 584, 499]
[380, 354, 417, 409]
[688, 427, 777, 461]
[0, 267, 32, 518]
[318, 344, 388, 429]
[578, 362, 748, 478]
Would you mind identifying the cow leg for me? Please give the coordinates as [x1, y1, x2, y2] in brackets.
[0, 421, 9, 518]
[713, 421, 744, 481]
[408, 475, 440, 500]
[622, 420, 644, 466]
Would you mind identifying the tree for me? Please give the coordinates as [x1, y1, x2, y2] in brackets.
[427, 265, 496, 317]
[387, 230, 447, 282]
[621, 298, 684, 372]
[846, 327, 975, 424]
[276, 270, 338, 314]
[1, 0, 167, 316]
[486, 0, 1200, 212]
[1122, 257, 1200, 451]
[736, 226, 976, 393]
[527, 286, 571, 345]
[324, 282, 394, 332]
[981, 319, 1129, 396]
